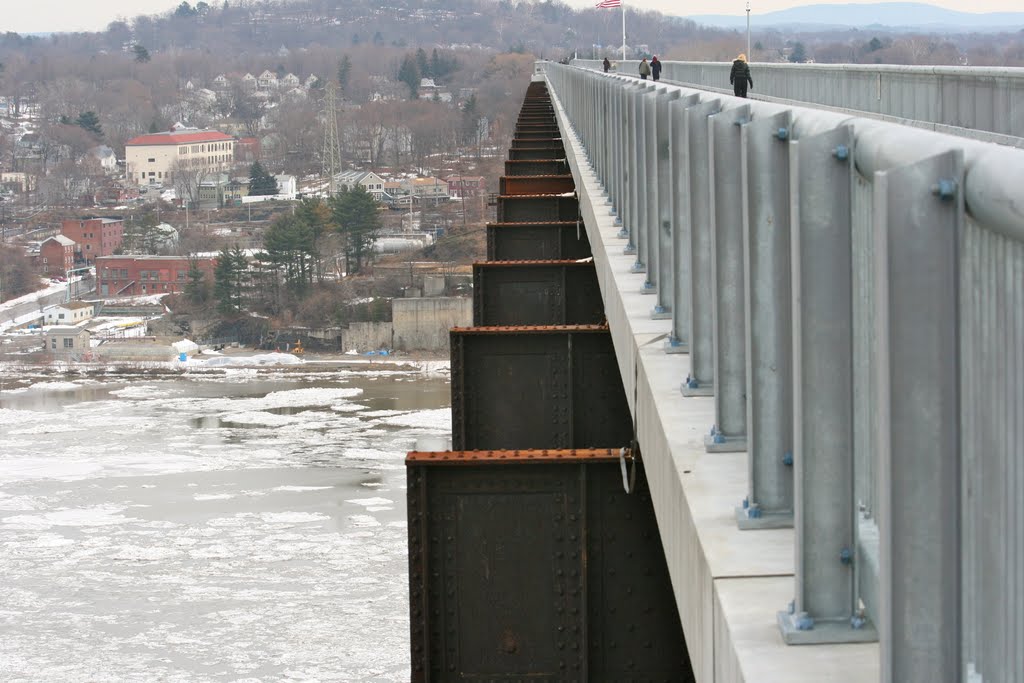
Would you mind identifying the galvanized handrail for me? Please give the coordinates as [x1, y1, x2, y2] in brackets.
[574, 58, 1024, 142]
[545, 61, 1024, 683]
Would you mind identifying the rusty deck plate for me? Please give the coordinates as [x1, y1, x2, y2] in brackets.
[407, 452, 693, 682]
[473, 259, 603, 327]
[508, 147, 566, 160]
[499, 175, 575, 196]
[504, 159, 570, 176]
[496, 194, 578, 222]
[487, 221, 591, 261]
[450, 325, 630, 451]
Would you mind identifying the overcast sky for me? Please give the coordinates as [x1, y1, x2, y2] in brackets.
[4, 0, 1023, 34]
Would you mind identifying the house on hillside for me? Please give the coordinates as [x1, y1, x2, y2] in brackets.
[281, 73, 300, 89]
[304, 74, 319, 89]
[91, 145, 118, 172]
[333, 170, 386, 200]
[257, 70, 278, 91]
[213, 74, 230, 90]
[38, 235, 76, 275]
[44, 301, 94, 326]
[445, 175, 486, 198]
[404, 177, 450, 205]
[242, 73, 258, 91]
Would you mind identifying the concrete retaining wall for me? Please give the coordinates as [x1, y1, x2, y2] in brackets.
[343, 322, 393, 352]
[391, 297, 471, 352]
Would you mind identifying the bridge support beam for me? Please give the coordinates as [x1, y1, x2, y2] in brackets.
[679, 99, 720, 396]
[736, 110, 795, 529]
[666, 94, 700, 351]
[651, 87, 679, 318]
[779, 125, 877, 644]
[875, 150, 963, 683]
[706, 105, 751, 453]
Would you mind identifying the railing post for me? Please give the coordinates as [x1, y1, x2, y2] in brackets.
[623, 84, 640, 253]
[666, 93, 700, 353]
[652, 88, 679, 318]
[778, 125, 877, 644]
[874, 150, 963, 682]
[736, 110, 794, 528]
[639, 86, 659, 288]
[679, 99, 720, 397]
[705, 104, 750, 452]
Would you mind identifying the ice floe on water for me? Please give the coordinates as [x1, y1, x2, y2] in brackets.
[0, 363, 449, 681]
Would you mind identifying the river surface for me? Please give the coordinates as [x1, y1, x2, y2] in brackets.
[0, 358, 451, 682]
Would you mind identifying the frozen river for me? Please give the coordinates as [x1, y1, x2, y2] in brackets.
[0, 358, 451, 682]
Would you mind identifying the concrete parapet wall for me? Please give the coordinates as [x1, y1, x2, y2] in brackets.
[344, 322, 393, 352]
[392, 297, 471, 352]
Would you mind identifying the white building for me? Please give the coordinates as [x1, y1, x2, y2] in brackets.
[44, 301, 94, 326]
[124, 128, 235, 187]
[274, 174, 297, 199]
[46, 326, 91, 356]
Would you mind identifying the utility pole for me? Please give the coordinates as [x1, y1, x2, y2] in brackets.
[746, 1, 751, 60]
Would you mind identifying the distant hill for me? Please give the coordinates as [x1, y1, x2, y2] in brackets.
[686, 2, 1024, 32]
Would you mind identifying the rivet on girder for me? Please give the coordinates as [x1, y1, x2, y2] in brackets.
[775, 127, 789, 141]
[931, 178, 958, 200]
[832, 144, 850, 161]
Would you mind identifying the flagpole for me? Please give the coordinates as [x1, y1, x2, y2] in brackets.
[621, 1, 626, 61]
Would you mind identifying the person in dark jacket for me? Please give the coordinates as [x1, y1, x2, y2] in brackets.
[730, 53, 753, 98]
[638, 58, 651, 80]
[651, 55, 662, 81]
[603, 57, 611, 73]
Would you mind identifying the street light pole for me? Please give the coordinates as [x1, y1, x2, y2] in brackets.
[746, 1, 751, 59]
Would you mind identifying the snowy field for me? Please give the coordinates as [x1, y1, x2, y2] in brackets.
[0, 360, 451, 682]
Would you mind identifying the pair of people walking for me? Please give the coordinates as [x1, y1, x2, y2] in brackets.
[638, 56, 661, 81]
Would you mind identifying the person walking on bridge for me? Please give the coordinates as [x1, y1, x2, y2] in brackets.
[638, 57, 651, 80]
[603, 57, 611, 73]
[730, 53, 753, 98]
[651, 55, 662, 81]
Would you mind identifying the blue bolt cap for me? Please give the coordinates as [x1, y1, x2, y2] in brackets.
[787, 600, 796, 615]
[782, 451, 794, 466]
[796, 614, 815, 630]
[851, 615, 867, 630]
[776, 127, 789, 140]
[839, 547, 853, 565]
[742, 497, 749, 509]
[832, 144, 850, 161]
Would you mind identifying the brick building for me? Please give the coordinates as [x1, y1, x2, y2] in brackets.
[38, 235, 76, 275]
[61, 218, 124, 264]
[96, 255, 216, 297]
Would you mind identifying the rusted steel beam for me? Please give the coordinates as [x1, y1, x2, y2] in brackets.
[508, 146, 565, 160]
[514, 128, 561, 140]
[450, 324, 631, 451]
[486, 221, 591, 261]
[504, 159, 570, 176]
[512, 138, 563, 149]
[496, 194, 578, 222]
[407, 451, 693, 682]
[473, 259, 603, 326]
[499, 175, 575, 196]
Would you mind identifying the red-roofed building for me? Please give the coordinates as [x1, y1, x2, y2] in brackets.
[125, 128, 235, 187]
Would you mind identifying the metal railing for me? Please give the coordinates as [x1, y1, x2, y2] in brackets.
[544, 62, 1024, 683]
[574, 59, 1024, 143]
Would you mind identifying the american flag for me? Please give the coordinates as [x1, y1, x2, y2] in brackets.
[595, 0, 621, 7]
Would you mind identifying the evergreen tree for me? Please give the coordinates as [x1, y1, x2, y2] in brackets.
[789, 42, 808, 63]
[461, 94, 479, 146]
[213, 247, 239, 314]
[213, 247, 248, 314]
[122, 212, 162, 254]
[397, 54, 420, 99]
[248, 161, 277, 195]
[330, 187, 381, 275]
[337, 54, 352, 93]
[133, 44, 151, 63]
[184, 254, 209, 304]
[75, 111, 103, 139]
[416, 47, 430, 78]
[262, 213, 316, 295]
